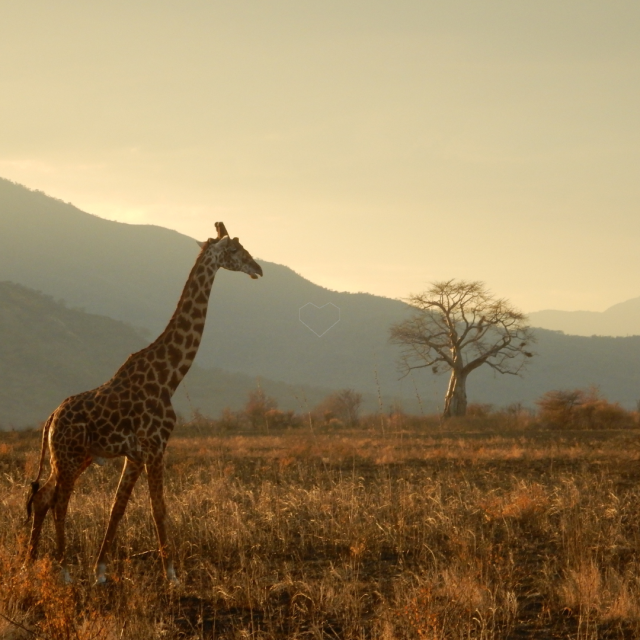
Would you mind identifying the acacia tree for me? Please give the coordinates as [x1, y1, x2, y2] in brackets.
[389, 280, 534, 418]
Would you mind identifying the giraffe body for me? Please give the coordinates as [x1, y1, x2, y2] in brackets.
[25, 224, 262, 583]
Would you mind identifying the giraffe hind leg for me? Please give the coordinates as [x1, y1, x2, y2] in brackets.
[44, 457, 91, 582]
[52, 472, 80, 584]
[25, 475, 57, 563]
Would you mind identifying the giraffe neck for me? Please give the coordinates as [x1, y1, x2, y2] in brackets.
[147, 249, 220, 395]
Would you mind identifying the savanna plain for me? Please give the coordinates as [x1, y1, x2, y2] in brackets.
[3, 406, 640, 639]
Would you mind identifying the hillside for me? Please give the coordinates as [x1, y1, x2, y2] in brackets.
[0, 281, 144, 426]
[0, 177, 414, 401]
[529, 298, 640, 337]
[3, 177, 640, 413]
[463, 330, 640, 411]
[0, 282, 374, 428]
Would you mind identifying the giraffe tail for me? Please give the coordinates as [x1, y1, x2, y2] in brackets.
[26, 414, 53, 520]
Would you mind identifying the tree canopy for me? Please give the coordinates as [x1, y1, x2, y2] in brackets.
[390, 280, 535, 417]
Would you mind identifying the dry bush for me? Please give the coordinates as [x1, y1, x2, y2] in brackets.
[466, 403, 494, 418]
[244, 386, 278, 430]
[263, 408, 301, 429]
[537, 387, 635, 429]
[313, 389, 363, 427]
[187, 387, 303, 433]
[215, 406, 244, 431]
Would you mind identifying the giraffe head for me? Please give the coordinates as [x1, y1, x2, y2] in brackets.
[197, 221, 263, 279]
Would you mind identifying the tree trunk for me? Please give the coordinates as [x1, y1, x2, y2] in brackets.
[443, 369, 468, 418]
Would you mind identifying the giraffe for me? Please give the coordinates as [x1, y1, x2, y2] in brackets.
[24, 221, 262, 584]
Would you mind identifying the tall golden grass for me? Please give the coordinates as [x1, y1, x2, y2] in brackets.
[2, 414, 640, 639]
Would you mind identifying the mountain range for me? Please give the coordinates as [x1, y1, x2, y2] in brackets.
[529, 300, 640, 337]
[2, 176, 640, 427]
[0, 281, 364, 428]
[0, 178, 412, 399]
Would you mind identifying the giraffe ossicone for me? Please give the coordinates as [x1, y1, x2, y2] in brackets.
[24, 222, 262, 584]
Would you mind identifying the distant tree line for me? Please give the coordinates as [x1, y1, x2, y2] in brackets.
[184, 384, 637, 432]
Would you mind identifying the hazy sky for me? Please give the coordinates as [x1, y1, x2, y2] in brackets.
[1, 1, 639, 312]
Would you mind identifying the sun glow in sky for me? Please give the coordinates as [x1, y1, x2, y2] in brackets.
[1, 1, 639, 312]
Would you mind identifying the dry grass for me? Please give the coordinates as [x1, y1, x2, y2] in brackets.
[3, 418, 640, 639]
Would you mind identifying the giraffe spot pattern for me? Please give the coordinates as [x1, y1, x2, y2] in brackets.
[26, 230, 262, 583]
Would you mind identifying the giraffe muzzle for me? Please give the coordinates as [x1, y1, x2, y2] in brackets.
[249, 261, 263, 279]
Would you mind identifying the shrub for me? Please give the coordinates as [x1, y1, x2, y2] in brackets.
[217, 407, 244, 431]
[314, 389, 363, 427]
[263, 408, 302, 429]
[536, 387, 634, 429]
[466, 403, 493, 418]
[186, 408, 215, 429]
[244, 387, 278, 430]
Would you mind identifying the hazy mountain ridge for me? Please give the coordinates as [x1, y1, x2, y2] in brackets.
[529, 297, 640, 337]
[0, 281, 375, 428]
[0, 280, 145, 426]
[3, 177, 640, 415]
[0, 177, 414, 400]
[465, 330, 640, 410]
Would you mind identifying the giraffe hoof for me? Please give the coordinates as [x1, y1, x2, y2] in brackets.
[94, 563, 108, 585]
[166, 562, 180, 586]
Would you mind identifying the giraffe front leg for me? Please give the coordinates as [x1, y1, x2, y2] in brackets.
[146, 456, 178, 584]
[95, 457, 143, 584]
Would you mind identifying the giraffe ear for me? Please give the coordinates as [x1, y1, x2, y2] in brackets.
[196, 240, 207, 249]
[215, 221, 229, 239]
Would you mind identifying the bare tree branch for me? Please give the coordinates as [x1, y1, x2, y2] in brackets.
[390, 280, 536, 418]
